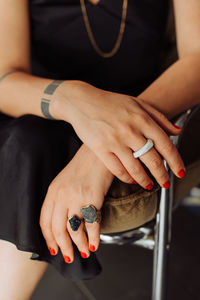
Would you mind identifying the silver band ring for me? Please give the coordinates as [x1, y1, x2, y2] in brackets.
[133, 139, 154, 158]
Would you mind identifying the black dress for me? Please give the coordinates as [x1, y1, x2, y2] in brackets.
[0, 0, 169, 280]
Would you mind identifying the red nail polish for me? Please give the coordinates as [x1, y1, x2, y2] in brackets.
[80, 252, 87, 259]
[132, 180, 137, 184]
[145, 184, 153, 190]
[90, 244, 96, 252]
[173, 124, 181, 130]
[49, 247, 56, 256]
[178, 169, 185, 178]
[163, 181, 170, 189]
[64, 255, 71, 263]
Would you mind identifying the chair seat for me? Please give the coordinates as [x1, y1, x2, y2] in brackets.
[101, 160, 200, 234]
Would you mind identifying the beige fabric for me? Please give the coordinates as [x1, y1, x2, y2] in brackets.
[101, 179, 160, 234]
[101, 160, 200, 234]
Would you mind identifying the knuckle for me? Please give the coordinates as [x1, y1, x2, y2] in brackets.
[47, 183, 57, 194]
[83, 185, 95, 199]
[120, 121, 132, 135]
[90, 231, 100, 241]
[57, 187, 67, 199]
[162, 141, 174, 154]
[132, 168, 149, 185]
[86, 223, 100, 235]
[39, 216, 48, 230]
[137, 177, 149, 187]
[159, 172, 169, 183]
[136, 112, 151, 125]
[46, 237, 55, 244]
[150, 158, 163, 170]
[132, 165, 142, 177]
[93, 137, 106, 153]
[115, 168, 128, 178]
[157, 110, 167, 121]
[52, 226, 64, 240]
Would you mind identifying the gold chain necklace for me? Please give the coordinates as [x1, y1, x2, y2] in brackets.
[80, 0, 128, 58]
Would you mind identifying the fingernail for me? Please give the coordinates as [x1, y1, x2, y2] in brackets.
[89, 244, 96, 252]
[80, 252, 88, 259]
[178, 169, 186, 178]
[145, 184, 153, 190]
[49, 247, 56, 256]
[64, 255, 71, 263]
[173, 124, 181, 130]
[163, 181, 170, 189]
[132, 180, 137, 184]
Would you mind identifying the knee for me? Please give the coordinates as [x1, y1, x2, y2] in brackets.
[1, 114, 82, 160]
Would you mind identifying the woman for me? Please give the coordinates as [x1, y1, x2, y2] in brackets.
[0, 0, 200, 298]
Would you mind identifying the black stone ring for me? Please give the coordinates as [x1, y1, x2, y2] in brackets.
[68, 215, 82, 232]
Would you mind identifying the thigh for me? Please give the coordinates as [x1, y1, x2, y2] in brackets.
[0, 239, 48, 300]
[0, 113, 83, 252]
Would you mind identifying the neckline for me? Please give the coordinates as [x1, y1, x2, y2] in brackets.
[88, 0, 101, 6]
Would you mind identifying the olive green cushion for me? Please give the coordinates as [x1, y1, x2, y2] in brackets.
[101, 160, 200, 234]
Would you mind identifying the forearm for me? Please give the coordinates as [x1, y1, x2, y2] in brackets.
[137, 52, 200, 119]
[0, 69, 74, 120]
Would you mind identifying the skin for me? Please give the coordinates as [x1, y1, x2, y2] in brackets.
[51, 80, 184, 188]
[40, 144, 114, 259]
[0, 0, 200, 298]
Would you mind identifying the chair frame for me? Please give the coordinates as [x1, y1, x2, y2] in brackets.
[100, 104, 200, 300]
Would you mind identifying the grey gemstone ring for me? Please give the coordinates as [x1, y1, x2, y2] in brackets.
[80, 205, 101, 224]
[68, 215, 82, 231]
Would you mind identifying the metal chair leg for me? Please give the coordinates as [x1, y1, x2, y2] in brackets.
[152, 161, 174, 300]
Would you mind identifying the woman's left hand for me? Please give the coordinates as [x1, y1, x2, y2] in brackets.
[39, 143, 114, 263]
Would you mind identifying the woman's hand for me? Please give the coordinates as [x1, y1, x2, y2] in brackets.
[39, 143, 114, 263]
[52, 80, 185, 189]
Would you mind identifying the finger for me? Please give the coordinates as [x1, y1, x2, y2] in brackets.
[134, 97, 182, 135]
[115, 143, 154, 189]
[52, 203, 74, 263]
[98, 151, 136, 184]
[39, 188, 59, 256]
[128, 139, 170, 188]
[142, 120, 186, 178]
[85, 221, 101, 253]
[67, 212, 90, 259]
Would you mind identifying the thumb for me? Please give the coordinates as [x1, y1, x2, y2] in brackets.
[134, 97, 182, 136]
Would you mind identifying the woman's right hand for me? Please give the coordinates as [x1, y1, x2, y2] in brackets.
[52, 80, 185, 189]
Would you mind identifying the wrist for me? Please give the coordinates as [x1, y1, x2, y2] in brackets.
[81, 143, 114, 181]
[50, 80, 86, 123]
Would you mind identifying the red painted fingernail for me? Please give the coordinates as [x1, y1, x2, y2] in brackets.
[90, 244, 96, 252]
[145, 184, 153, 190]
[80, 252, 87, 259]
[163, 181, 170, 189]
[49, 247, 56, 256]
[132, 180, 137, 184]
[64, 255, 71, 263]
[173, 124, 181, 130]
[178, 169, 185, 178]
